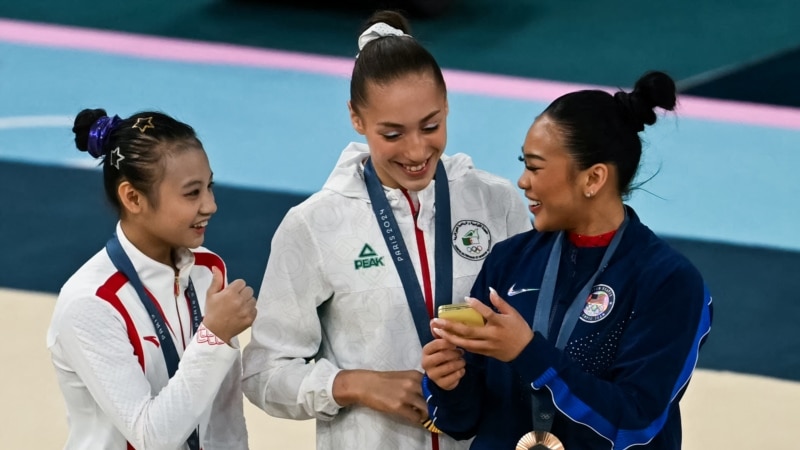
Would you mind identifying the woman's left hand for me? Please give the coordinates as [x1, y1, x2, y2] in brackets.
[433, 288, 533, 362]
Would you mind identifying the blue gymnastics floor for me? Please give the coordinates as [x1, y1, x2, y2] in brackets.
[2, 20, 800, 382]
[2, 38, 800, 250]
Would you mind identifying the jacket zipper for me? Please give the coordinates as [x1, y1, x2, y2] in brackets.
[174, 274, 187, 350]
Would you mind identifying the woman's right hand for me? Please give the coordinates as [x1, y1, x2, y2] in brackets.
[202, 266, 257, 344]
[421, 337, 466, 391]
[332, 369, 429, 425]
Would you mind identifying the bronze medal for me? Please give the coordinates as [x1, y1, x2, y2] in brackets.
[516, 431, 565, 450]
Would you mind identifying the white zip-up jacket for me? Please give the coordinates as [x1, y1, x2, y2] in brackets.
[242, 143, 532, 450]
[47, 224, 248, 449]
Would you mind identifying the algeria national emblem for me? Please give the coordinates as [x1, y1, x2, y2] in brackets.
[451, 220, 491, 261]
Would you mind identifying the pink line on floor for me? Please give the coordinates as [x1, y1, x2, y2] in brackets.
[2, 18, 799, 130]
[442, 69, 800, 130]
[0, 18, 354, 77]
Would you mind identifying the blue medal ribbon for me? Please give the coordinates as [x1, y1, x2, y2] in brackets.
[106, 234, 202, 450]
[363, 158, 452, 345]
[530, 213, 629, 435]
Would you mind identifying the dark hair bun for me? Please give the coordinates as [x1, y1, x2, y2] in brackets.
[614, 71, 676, 131]
[73, 108, 108, 152]
[362, 10, 412, 35]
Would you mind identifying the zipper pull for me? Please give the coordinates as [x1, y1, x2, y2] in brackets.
[174, 275, 179, 299]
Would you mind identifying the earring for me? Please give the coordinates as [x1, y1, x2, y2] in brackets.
[585, 191, 593, 198]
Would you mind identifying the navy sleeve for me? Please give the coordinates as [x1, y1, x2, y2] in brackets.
[422, 248, 497, 439]
[423, 354, 484, 440]
[510, 264, 713, 449]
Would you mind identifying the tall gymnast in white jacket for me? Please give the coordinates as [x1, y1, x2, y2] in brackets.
[242, 10, 532, 450]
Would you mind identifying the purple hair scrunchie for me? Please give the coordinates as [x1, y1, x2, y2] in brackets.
[87, 115, 122, 158]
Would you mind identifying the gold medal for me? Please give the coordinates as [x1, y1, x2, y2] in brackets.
[516, 431, 565, 450]
[420, 417, 442, 434]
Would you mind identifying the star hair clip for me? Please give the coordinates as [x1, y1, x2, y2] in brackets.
[132, 116, 155, 133]
[109, 146, 125, 170]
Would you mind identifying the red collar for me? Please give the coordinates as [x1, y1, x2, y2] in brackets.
[567, 229, 617, 247]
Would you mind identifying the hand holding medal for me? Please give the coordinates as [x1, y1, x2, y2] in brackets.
[431, 288, 533, 362]
[429, 288, 567, 448]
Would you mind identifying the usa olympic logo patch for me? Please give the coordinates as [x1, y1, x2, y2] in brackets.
[452, 220, 491, 261]
[580, 284, 615, 323]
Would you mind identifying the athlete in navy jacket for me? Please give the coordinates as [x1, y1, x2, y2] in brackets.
[421, 71, 712, 449]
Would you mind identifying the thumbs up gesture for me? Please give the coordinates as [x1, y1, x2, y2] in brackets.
[201, 266, 257, 344]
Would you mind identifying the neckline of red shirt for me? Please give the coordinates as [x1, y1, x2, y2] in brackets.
[567, 229, 617, 247]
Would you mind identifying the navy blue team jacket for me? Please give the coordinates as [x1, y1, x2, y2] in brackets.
[424, 207, 713, 449]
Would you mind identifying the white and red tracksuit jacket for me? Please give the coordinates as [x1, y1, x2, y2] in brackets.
[47, 224, 248, 449]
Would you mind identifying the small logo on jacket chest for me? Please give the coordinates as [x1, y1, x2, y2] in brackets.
[580, 284, 615, 323]
[452, 220, 491, 260]
[354, 243, 385, 270]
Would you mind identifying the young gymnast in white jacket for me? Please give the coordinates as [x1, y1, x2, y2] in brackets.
[48, 108, 257, 449]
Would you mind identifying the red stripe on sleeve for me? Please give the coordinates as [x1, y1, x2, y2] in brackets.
[95, 272, 145, 371]
[96, 272, 148, 450]
[193, 251, 226, 285]
[194, 252, 228, 287]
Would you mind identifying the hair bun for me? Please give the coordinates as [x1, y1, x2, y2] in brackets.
[73, 108, 108, 152]
[615, 71, 676, 132]
[362, 10, 412, 35]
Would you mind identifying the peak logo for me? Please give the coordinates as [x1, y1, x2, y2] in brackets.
[354, 244, 385, 270]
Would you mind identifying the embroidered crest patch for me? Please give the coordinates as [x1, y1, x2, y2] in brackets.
[452, 220, 491, 260]
[580, 284, 615, 323]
